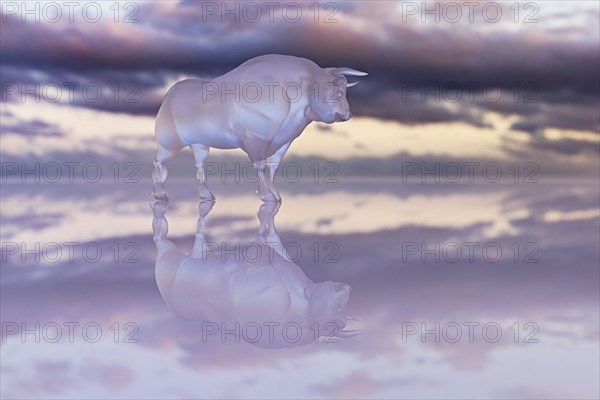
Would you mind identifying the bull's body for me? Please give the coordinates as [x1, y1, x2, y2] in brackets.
[156, 55, 314, 161]
[152, 54, 366, 202]
[155, 240, 352, 348]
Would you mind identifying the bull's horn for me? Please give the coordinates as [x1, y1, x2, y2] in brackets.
[332, 67, 368, 77]
[346, 315, 359, 321]
[347, 81, 359, 88]
[335, 329, 366, 339]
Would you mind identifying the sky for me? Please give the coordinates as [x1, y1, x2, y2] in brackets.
[0, 0, 598, 175]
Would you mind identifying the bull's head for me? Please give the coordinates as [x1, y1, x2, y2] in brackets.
[307, 67, 367, 124]
[305, 280, 364, 339]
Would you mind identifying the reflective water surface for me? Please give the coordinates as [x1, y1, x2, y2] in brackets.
[1, 179, 599, 399]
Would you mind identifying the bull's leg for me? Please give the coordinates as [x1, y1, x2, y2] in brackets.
[152, 143, 177, 201]
[257, 200, 278, 241]
[151, 199, 169, 241]
[256, 200, 290, 260]
[191, 144, 215, 201]
[190, 199, 215, 259]
[265, 141, 292, 202]
[254, 160, 277, 202]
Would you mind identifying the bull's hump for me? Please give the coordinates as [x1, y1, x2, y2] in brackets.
[220, 54, 319, 83]
[242, 54, 314, 68]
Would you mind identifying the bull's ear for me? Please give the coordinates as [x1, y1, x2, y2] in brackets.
[331, 67, 368, 77]
[347, 81, 359, 88]
[332, 77, 346, 86]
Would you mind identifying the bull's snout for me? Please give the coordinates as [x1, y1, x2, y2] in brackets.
[335, 112, 352, 122]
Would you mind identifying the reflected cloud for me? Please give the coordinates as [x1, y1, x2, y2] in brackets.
[152, 198, 362, 349]
[1, 182, 598, 398]
[543, 208, 600, 222]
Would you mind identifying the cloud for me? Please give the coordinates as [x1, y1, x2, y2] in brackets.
[509, 100, 600, 134]
[0, 117, 65, 138]
[1, 1, 598, 138]
[543, 208, 600, 222]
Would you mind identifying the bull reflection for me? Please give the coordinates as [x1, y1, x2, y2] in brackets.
[152, 199, 362, 349]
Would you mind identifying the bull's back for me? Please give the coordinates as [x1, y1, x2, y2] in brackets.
[220, 54, 319, 84]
